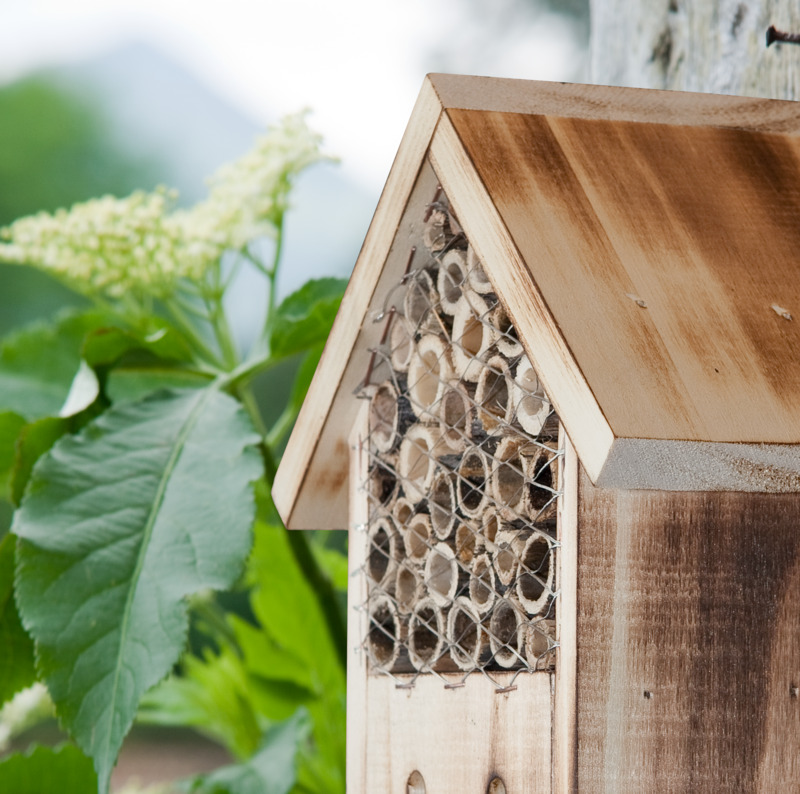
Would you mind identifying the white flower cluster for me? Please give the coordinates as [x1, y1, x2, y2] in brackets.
[0, 113, 326, 300]
[198, 109, 328, 250]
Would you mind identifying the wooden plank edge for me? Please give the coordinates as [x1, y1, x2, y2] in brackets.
[553, 429, 578, 794]
[428, 110, 615, 485]
[427, 73, 800, 134]
[346, 402, 370, 793]
[273, 75, 443, 529]
[597, 436, 800, 492]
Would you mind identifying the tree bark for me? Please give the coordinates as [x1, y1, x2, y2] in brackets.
[590, 0, 800, 99]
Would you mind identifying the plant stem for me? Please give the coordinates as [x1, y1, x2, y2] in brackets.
[266, 403, 299, 449]
[266, 212, 284, 322]
[165, 298, 225, 369]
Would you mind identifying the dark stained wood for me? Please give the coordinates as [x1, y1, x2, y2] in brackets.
[574, 466, 800, 791]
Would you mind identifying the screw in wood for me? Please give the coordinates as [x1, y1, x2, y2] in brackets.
[790, 683, 799, 698]
[643, 689, 653, 699]
[767, 25, 800, 46]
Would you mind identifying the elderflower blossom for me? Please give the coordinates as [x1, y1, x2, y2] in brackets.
[193, 110, 329, 250]
[0, 188, 199, 300]
[0, 112, 327, 301]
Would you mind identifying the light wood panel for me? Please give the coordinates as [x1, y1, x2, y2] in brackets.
[427, 73, 800, 133]
[573, 468, 800, 791]
[361, 672, 552, 794]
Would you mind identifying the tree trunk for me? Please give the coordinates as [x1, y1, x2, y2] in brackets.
[590, 0, 800, 99]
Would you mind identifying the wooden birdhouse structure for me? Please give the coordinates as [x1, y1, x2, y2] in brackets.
[273, 75, 800, 792]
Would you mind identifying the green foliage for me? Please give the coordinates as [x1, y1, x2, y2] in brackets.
[0, 535, 35, 706]
[0, 310, 110, 421]
[14, 388, 261, 790]
[269, 278, 348, 359]
[0, 743, 97, 793]
[180, 710, 310, 794]
[0, 114, 348, 794]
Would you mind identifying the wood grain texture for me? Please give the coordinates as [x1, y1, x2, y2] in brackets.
[361, 672, 552, 794]
[573, 468, 800, 791]
[429, 113, 615, 485]
[553, 430, 578, 794]
[346, 403, 370, 793]
[428, 74, 800, 133]
[273, 78, 442, 529]
[448, 108, 800, 446]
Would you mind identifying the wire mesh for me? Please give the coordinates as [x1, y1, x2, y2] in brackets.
[356, 185, 563, 691]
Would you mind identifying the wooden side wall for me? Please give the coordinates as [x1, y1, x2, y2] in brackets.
[571, 464, 800, 791]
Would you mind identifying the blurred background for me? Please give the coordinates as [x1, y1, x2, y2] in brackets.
[0, 1, 587, 787]
[0, 0, 588, 333]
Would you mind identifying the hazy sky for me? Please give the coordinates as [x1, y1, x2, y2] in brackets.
[0, 1, 583, 191]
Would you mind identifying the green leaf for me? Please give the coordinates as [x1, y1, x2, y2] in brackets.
[9, 416, 70, 507]
[82, 322, 194, 369]
[269, 278, 346, 360]
[181, 709, 309, 794]
[13, 387, 262, 792]
[106, 366, 210, 405]
[289, 346, 324, 414]
[139, 645, 262, 760]
[0, 534, 35, 706]
[0, 309, 110, 420]
[0, 744, 97, 793]
[0, 411, 26, 499]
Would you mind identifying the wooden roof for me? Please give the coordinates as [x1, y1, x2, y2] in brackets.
[274, 75, 800, 529]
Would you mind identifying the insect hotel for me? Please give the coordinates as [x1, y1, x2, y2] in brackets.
[273, 76, 800, 792]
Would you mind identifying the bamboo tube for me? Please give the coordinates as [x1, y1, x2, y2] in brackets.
[481, 509, 500, 545]
[469, 553, 497, 615]
[368, 454, 398, 511]
[390, 318, 414, 373]
[408, 596, 446, 671]
[457, 446, 491, 519]
[447, 596, 486, 671]
[429, 469, 457, 540]
[491, 437, 542, 520]
[489, 596, 526, 669]
[525, 448, 559, 523]
[407, 334, 454, 419]
[438, 383, 473, 453]
[367, 594, 401, 670]
[424, 542, 461, 606]
[403, 512, 432, 562]
[513, 356, 551, 437]
[397, 423, 438, 500]
[516, 533, 554, 615]
[455, 522, 481, 565]
[392, 495, 416, 530]
[466, 246, 493, 295]
[437, 250, 468, 314]
[395, 562, 423, 615]
[367, 515, 401, 591]
[369, 380, 411, 453]
[403, 269, 440, 335]
[492, 529, 530, 587]
[451, 293, 497, 381]
[475, 355, 514, 432]
[490, 303, 523, 359]
[525, 619, 556, 665]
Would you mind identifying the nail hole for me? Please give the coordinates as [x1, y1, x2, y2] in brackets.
[643, 690, 653, 699]
[407, 770, 426, 793]
[790, 684, 798, 699]
[488, 777, 507, 794]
